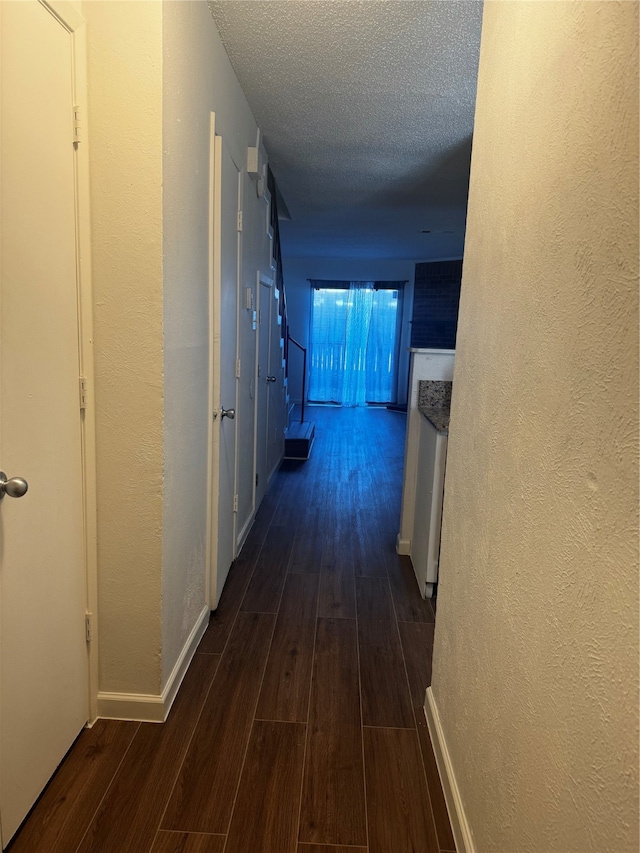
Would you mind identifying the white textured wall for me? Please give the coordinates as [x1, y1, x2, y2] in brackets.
[161, 0, 214, 685]
[87, 0, 267, 697]
[85, 1, 164, 694]
[432, 3, 639, 851]
[160, 1, 265, 682]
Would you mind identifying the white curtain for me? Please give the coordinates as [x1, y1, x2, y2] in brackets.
[309, 282, 398, 406]
[365, 288, 399, 403]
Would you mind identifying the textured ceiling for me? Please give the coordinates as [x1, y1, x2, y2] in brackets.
[208, 0, 483, 260]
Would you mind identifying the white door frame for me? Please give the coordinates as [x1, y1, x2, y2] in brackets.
[205, 113, 217, 610]
[266, 284, 286, 482]
[0, 2, 98, 841]
[41, 0, 99, 723]
[254, 271, 273, 511]
[205, 115, 242, 610]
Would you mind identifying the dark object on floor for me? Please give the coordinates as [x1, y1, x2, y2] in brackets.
[284, 420, 315, 460]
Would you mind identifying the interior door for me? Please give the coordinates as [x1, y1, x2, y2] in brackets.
[234, 178, 257, 551]
[0, 1, 88, 844]
[256, 275, 273, 509]
[209, 130, 241, 608]
[266, 286, 286, 479]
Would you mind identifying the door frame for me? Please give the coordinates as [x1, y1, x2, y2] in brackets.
[266, 284, 286, 480]
[205, 113, 218, 610]
[0, 3, 98, 839]
[41, 0, 99, 724]
[205, 115, 242, 610]
[254, 271, 273, 512]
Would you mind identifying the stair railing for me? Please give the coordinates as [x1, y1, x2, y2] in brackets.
[287, 333, 306, 425]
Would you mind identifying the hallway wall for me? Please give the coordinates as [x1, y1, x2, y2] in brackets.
[162, 0, 212, 687]
[86, 0, 271, 707]
[161, 0, 267, 686]
[432, 2, 639, 850]
[86, 0, 165, 696]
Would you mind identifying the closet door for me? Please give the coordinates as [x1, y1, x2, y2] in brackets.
[0, 2, 89, 843]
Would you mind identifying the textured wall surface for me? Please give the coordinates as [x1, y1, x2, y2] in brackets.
[161, 0, 266, 683]
[85, 1, 164, 694]
[432, 2, 639, 851]
[86, 0, 271, 699]
[161, 1, 213, 683]
[208, 1, 482, 260]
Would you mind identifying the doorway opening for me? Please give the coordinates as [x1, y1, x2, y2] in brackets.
[308, 281, 403, 407]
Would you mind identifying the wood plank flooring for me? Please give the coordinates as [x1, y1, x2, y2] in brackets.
[8, 405, 455, 853]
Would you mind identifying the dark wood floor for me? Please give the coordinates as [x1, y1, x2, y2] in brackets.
[9, 406, 455, 853]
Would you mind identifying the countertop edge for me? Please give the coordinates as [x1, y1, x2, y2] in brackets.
[419, 408, 449, 434]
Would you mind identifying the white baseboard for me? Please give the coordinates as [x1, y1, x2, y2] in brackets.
[97, 605, 210, 723]
[96, 690, 166, 723]
[396, 534, 411, 555]
[424, 686, 475, 853]
[236, 511, 254, 555]
[267, 453, 283, 486]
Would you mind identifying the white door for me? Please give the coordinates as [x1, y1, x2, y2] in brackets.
[234, 178, 258, 552]
[0, 1, 89, 845]
[266, 286, 286, 479]
[209, 128, 241, 608]
[256, 276, 273, 509]
[257, 277, 285, 492]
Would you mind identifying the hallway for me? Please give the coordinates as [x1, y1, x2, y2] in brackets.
[9, 406, 454, 853]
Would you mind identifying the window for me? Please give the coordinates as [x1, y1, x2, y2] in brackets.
[308, 281, 403, 406]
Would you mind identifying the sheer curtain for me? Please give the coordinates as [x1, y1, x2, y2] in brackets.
[309, 282, 399, 406]
[365, 288, 399, 403]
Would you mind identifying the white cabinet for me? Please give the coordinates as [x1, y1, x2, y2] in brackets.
[397, 348, 454, 555]
[410, 413, 448, 598]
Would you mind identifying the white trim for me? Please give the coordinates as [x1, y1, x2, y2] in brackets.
[396, 534, 411, 555]
[161, 605, 210, 719]
[42, 0, 99, 725]
[96, 691, 166, 724]
[267, 453, 283, 487]
[236, 512, 254, 556]
[424, 687, 475, 853]
[68, 10, 100, 727]
[252, 270, 272, 518]
[204, 112, 217, 612]
[40, 0, 84, 33]
[97, 606, 210, 723]
[233, 166, 243, 562]
[207, 129, 240, 609]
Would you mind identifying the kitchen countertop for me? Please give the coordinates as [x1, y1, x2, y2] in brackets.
[417, 380, 452, 433]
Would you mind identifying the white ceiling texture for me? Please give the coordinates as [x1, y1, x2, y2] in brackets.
[208, 1, 483, 261]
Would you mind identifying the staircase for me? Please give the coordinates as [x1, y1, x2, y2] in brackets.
[284, 418, 315, 460]
[284, 334, 315, 460]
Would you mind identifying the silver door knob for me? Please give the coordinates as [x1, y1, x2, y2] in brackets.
[267, 376, 277, 383]
[0, 471, 29, 500]
[221, 407, 235, 419]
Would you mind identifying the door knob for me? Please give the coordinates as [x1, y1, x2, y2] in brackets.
[221, 407, 235, 419]
[0, 471, 29, 500]
[267, 376, 277, 383]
